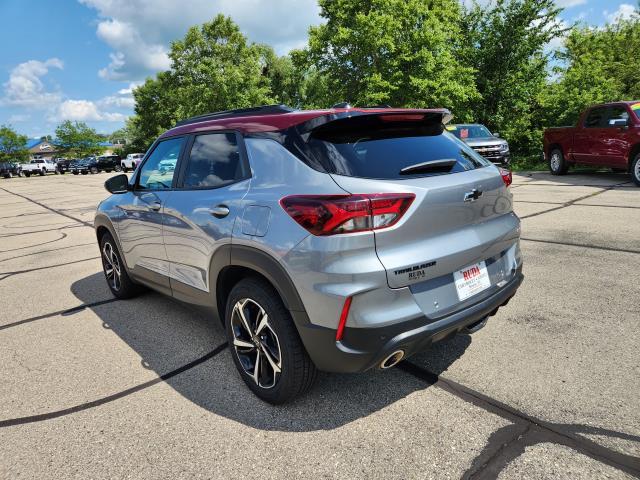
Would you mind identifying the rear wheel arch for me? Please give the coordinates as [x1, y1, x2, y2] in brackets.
[211, 245, 306, 326]
[628, 144, 640, 172]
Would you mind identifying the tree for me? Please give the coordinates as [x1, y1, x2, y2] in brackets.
[129, 15, 281, 149]
[460, 0, 568, 156]
[0, 125, 29, 163]
[54, 121, 102, 157]
[303, 0, 478, 112]
[541, 8, 640, 128]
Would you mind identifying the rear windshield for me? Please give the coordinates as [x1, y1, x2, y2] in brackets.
[306, 115, 491, 180]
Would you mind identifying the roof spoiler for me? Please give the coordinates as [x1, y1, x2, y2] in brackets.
[297, 108, 453, 134]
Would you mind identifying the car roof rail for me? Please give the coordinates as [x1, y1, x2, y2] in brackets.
[174, 104, 296, 127]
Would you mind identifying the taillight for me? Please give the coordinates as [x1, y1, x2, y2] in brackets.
[280, 193, 415, 236]
[499, 168, 512, 187]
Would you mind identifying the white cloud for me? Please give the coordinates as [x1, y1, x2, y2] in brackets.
[2, 58, 64, 108]
[605, 3, 638, 23]
[78, 0, 321, 81]
[556, 0, 587, 7]
[52, 99, 126, 122]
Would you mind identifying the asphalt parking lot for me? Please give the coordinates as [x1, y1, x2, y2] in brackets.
[0, 171, 638, 479]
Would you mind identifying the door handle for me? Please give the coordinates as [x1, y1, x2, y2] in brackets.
[148, 201, 162, 212]
[210, 205, 230, 218]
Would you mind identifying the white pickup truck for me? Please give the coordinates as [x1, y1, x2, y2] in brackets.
[121, 153, 144, 172]
[22, 159, 58, 177]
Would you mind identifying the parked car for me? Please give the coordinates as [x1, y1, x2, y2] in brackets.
[95, 105, 523, 403]
[122, 153, 144, 172]
[71, 157, 93, 175]
[0, 161, 23, 178]
[447, 124, 510, 167]
[543, 101, 640, 186]
[22, 159, 58, 177]
[56, 158, 75, 174]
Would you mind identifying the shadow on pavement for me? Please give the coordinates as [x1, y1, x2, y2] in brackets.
[71, 272, 472, 432]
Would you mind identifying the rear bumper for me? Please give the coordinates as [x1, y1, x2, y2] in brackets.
[295, 267, 523, 373]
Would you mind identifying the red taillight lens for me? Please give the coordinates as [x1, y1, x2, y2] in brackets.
[499, 168, 512, 187]
[280, 193, 415, 236]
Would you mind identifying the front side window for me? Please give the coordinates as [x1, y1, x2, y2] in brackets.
[606, 107, 629, 127]
[137, 137, 184, 190]
[182, 133, 247, 188]
[584, 108, 606, 128]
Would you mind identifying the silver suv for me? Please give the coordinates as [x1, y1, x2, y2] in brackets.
[95, 105, 523, 403]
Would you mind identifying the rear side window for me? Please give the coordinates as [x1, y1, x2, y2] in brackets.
[584, 108, 606, 128]
[305, 115, 491, 180]
[182, 133, 247, 188]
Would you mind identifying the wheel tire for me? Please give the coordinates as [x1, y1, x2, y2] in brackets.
[122, 166, 128, 173]
[115, 165, 122, 172]
[17, 171, 24, 177]
[73, 171, 79, 175]
[549, 148, 569, 175]
[59, 170, 65, 175]
[100, 233, 143, 299]
[54, 169, 59, 175]
[225, 277, 317, 404]
[39, 169, 45, 176]
[631, 153, 640, 187]
[24, 172, 30, 177]
[91, 166, 98, 174]
[6, 173, 12, 179]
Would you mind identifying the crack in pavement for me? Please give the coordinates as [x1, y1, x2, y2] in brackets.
[519, 181, 631, 220]
[0, 343, 228, 428]
[0, 298, 121, 331]
[521, 237, 640, 255]
[399, 362, 640, 478]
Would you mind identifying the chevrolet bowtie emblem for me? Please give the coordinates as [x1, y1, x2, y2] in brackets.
[464, 189, 483, 202]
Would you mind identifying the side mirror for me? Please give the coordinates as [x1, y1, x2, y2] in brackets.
[610, 119, 628, 128]
[493, 132, 501, 138]
[105, 174, 130, 194]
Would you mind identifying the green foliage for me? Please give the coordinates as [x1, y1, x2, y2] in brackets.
[0, 125, 29, 162]
[541, 12, 640, 128]
[304, 0, 478, 111]
[461, 0, 568, 156]
[54, 121, 102, 157]
[120, 1, 639, 160]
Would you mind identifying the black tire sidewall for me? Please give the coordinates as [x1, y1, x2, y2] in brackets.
[549, 149, 565, 175]
[99, 233, 140, 299]
[225, 278, 311, 404]
[632, 154, 640, 186]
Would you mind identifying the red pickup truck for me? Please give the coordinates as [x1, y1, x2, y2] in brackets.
[543, 101, 640, 186]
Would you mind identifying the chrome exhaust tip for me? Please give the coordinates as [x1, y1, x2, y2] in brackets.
[380, 350, 405, 369]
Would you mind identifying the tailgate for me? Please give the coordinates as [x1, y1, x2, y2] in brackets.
[330, 167, 519, 289]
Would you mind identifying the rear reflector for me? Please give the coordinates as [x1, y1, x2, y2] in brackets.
[280, 193, 415, 236]
[336, 296, 353, 341]
[499, 168, 512, 187]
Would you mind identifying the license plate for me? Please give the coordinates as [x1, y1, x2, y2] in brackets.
[454, 261, 491, 301]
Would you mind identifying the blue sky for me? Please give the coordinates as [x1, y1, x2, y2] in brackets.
[0, 0, 636, 138]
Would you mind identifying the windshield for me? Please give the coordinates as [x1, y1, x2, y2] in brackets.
[305, 115, 491, 180]
[448, 125, 493, 140]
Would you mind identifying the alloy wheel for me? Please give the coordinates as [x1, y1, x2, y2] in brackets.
[550, 152, 561, 172]
[634, 157, 640, 183]
[102, 242, 122, 291]
[230, 298, 282, 389]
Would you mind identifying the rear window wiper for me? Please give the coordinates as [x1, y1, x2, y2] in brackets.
[399, 159, 457, 175]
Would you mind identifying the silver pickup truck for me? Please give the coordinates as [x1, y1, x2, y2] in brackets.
[22, 159, 58, 177]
